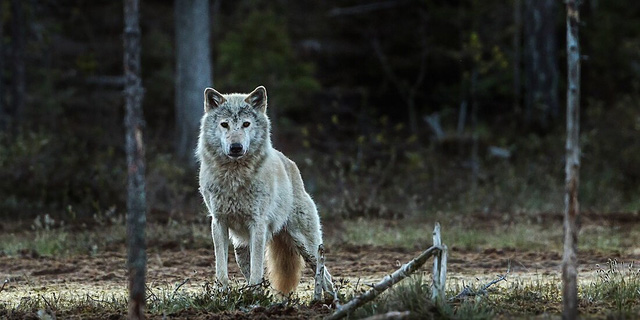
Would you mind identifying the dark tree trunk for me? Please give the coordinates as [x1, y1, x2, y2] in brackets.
[10, 0, 26, 127]
[174, 0, 212, 166]
[524, 0, 559, 128]
[513, 0, 522, 112]
[123, 0, 147, 319]
[470, 69, 479, 195]
[563, 0, 581, 319]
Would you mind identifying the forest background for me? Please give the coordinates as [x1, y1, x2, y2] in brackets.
[1, 0, 639, 223]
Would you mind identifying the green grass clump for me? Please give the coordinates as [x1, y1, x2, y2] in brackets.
[582, 259, 640, 317]
[1, 280, 295, 319]
[147, 280, 276, 315]
[1, 291, 127, 319]
[346, 276, 494, 320]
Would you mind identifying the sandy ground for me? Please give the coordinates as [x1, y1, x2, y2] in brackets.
[1, 243, 635, 310]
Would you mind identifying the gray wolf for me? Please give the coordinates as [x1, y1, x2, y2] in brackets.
[196, 86, 334, 295]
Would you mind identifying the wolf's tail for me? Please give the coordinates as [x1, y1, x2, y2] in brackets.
[266, 233, 303, 294]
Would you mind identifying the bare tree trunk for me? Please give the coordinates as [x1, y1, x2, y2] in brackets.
[524, 0, 559, 127]
[563, 1, 581, 319]
[124, 0, 147, 318]
[10, 0, 26, 127]
[174, 0, 212, 166]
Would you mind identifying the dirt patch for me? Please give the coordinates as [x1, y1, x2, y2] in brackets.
[1, 218, 638, 319]
[1, 244, 636, 296]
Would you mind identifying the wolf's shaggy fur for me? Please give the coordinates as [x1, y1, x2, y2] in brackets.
[196, 86, 334, 295]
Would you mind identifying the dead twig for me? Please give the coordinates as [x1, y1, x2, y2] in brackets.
[40, 294, 55, 311]
[145, 284, 159, 303]
[451, 262, 511, 301]
[0, 279, 8, 293]
[171, 277, 191, 299]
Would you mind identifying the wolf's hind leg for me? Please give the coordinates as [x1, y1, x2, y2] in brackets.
[234, 245, 251, 281]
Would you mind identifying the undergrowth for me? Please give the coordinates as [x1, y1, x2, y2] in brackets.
[1, 280, 291, 319]
[347, 265, 640, 319]
[1, 261, 639, 318]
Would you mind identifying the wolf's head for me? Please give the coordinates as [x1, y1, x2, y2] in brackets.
[198, 86, 271, 161]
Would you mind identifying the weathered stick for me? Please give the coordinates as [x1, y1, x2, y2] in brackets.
[314, 244, 326, 301]
[325, 245, 441, 320]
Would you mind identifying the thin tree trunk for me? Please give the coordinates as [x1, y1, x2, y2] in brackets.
[174, 0, 212, 166]
[10, 0, 26, 127]
[563, 1, 581, 319]
[124, 0, 147, 318]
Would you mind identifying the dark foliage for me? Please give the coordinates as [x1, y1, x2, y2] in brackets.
[0, 0, 639, 220]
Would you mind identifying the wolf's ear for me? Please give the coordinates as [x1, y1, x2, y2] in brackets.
[204, 88, 226, 112]
[245, 86, 267, 113]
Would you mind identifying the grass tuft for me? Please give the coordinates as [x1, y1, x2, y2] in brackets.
[582, 259, 640, 317]
[147, 280, 277, 315]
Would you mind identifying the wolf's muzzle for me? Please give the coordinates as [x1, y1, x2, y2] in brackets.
[229, 143, 244, 158]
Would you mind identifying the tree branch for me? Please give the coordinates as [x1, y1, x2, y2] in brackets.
[327, 223, 446, 320]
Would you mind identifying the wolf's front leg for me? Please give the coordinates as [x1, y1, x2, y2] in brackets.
[211, 218, 230, 289]
[248, 223, 267, 285]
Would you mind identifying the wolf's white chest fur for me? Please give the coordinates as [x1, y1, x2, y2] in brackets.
[202, 158, 288, 244]
[205, 167, 258, 221]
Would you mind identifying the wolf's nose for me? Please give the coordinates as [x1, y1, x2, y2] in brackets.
[229, 143, 243, 155]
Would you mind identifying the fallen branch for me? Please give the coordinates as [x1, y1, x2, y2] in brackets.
[326, 245, 441, 320]
[451, 263, 510, 301]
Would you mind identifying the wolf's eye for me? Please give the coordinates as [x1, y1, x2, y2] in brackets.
[242, 122, 251, 128]
[220, 122, 229, 128]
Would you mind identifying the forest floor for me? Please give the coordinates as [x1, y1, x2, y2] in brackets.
[1, 212, 639, 319]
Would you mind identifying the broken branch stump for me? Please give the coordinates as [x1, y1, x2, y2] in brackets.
[314, 244, 326, 302]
